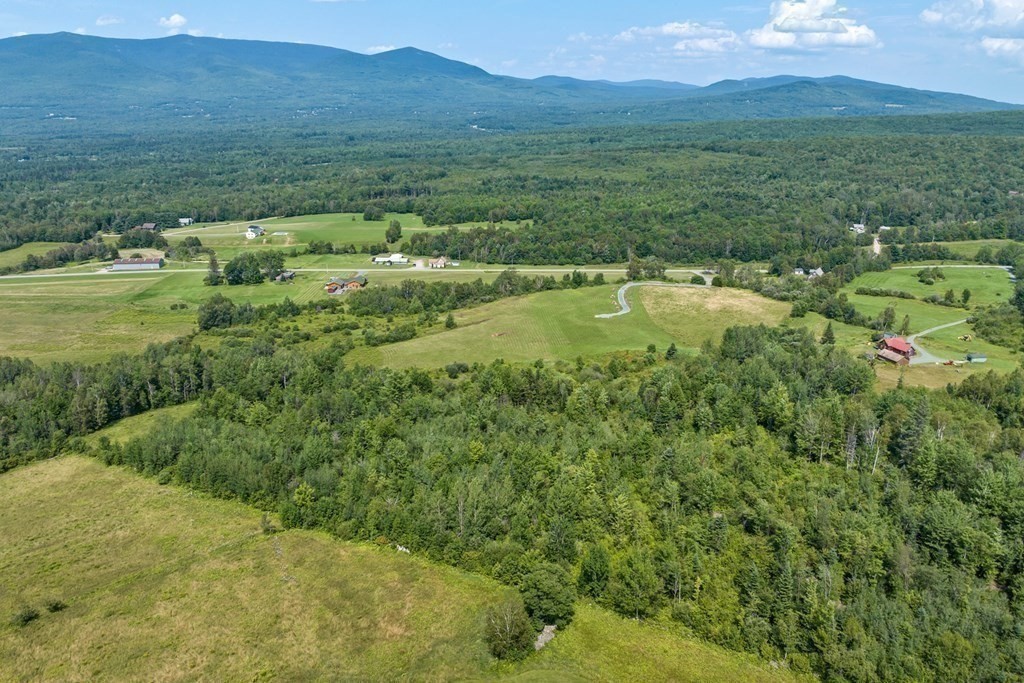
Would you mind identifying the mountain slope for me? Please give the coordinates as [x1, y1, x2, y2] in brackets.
[0, 32, 1017, 133]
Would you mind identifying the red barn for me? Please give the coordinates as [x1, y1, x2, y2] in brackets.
[876, 337, 915, 365]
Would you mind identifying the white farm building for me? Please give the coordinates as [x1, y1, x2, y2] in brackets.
[111, 258, 164, 272]
[246, 225, 266, 239]
[372, 253, 410, 266]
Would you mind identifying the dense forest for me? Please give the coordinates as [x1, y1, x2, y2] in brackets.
[2, 112, 1023, 263]
[2, 293, 1024, 680]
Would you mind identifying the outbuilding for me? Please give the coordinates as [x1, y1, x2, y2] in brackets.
[111, 257, 164, 271]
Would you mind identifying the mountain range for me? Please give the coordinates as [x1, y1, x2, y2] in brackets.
[0, 32, 1018, 133]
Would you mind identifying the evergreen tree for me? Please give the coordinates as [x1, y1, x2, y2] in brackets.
[445, 313, 456, 329]
[898, 315, 912, 336]
[665, 343, 678, 360]
[578, 544, 611, 598]
[607, 549, 663, 620]
[820, 321, 835, 345]
[204, 254, 222, 286]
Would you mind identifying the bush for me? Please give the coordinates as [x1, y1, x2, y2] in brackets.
[484, 597, 535, 661]
[520, 563, 576, 629]
[690, 274, 706, 285]
[45, 599, 67, 613]
[12, 606, 40, 627]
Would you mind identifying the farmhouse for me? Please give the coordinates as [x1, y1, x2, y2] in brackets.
[275, 271, 296, 282]
[246, 225, 266, 239]
[111, 257, 164, 272]
[372, 253, 410, 266]
[793, 267, 825, 279]
[850, 223, 867, 234]
[178, 217, 194, 226]
[876, 337, 915, 365]
[325, 275, 367, 294]
[134, 222, 158, 231]
[429, 256, 450, 269]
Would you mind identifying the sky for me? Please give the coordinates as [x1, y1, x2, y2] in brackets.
[2, 1, 1023, 102]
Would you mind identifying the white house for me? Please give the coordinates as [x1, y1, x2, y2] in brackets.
[245, 225, 266, 240]
[879, 225, 893, 231]
[178, 217, 194, 227]
[849, 223, 867, 234]
[372, 253, 410, 266]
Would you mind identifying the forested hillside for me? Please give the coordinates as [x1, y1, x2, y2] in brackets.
[1, 319, 1023, 680]
[0, 33, 1015, 135]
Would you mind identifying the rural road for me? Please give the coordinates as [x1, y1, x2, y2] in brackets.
[907, 319, 969, 365]
[0, 266, 713, 280]
[595, 281, 709, 319]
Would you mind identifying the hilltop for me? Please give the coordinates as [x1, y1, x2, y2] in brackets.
[0, 32, 1017, 133]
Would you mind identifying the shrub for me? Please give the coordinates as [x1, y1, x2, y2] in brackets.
[484, 597, 535, 660]
[12, 606, 40, 627]
[520, 563, 576, 629]
[45, 599, 67, 613]
[690, 274, 706, 285]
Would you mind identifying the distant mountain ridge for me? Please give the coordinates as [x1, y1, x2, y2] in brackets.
[0, 32, 1017, 133]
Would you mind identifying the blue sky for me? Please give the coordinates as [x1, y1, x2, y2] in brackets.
[2, 1, 1022, 101]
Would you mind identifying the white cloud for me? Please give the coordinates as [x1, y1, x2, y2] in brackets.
[95, 15, 123, 27]
[981, 36, 1024, 62]
[748, 0, 880, 49]
[365, 44, 396, 54]
[614, 21, 743, 55]
[12, 32, 28, 37]
[74, 27, 87, 35]
[159, 13, 188, 34]
[921, 0, 1024, 31]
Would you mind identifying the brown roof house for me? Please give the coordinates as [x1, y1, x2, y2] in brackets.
[325, 275, 367, 294]
[876, 337, 915, 366]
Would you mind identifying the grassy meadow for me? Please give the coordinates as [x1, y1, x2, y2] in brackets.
[349, 285, 792, 369]
[0, 271, 324, 364]
[0, 455, 802, 683]
[0, 242, 70, 269]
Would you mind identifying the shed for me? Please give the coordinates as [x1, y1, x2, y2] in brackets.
[877, 348, 910, 366]
[966, 352, 988, 363]
[111, 257, 164, 272]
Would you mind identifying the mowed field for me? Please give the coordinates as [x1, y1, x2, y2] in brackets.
[836, 266, 1020, 387]
[162, 212, 458, 262]
[0, 454, 802, 683]
[0, 271, 328, 364]
[0, 242, 70, 269]
[349, 285, 792, 369]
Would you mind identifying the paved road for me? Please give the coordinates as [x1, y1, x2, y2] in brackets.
[0, 266, 716, 280]
[595, 281, 710, 319]
[892, 264, 1013, 272]
[907, 318, 969, 365]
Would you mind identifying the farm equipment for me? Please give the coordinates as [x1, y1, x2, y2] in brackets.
[958, 334, 973, 342]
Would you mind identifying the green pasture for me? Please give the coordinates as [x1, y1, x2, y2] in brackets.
[162, 212, 444, 251]
[0, 242, 70, 269]
[930, 239, 1019, 259]
[0, 455, 801, 682]
[0, 271, 323, 364]
[349, 285, 791, 369]
[851, 266, 1014, 307]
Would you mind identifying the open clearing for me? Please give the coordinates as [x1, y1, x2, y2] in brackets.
[350, 285, 792, 369]
[0, 242, 70, 269]
[0, 455, 800, 683]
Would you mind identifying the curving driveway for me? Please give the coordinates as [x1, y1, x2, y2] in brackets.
[595, 281, 709, 319]
[907, 319, 969, 365]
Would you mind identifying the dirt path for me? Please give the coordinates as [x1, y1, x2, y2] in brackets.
[595, 281, 709, 319]
[907, 318, 969, 365]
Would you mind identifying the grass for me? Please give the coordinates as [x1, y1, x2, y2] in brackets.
[0, 242, 70, 269]
[83, 403, 198, 446]
[349, 285, 791, 369]
[930, 239, 1020, 259]
[0, 455, 801, 682]
[853, 266, 1013, 307]
[161, 212, 446, 252]
[0, 271, 326, 364]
